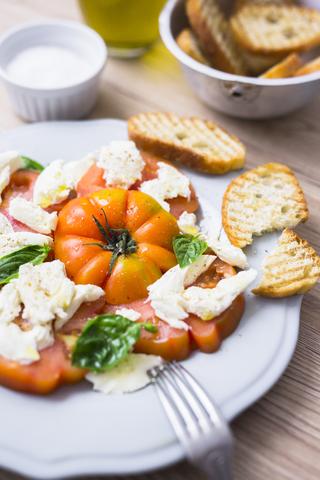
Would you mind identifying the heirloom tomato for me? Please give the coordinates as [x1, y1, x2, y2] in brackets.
[104, 258, 245, 361]
[54, 188, 179, 304]
[76, 152, 198, 219]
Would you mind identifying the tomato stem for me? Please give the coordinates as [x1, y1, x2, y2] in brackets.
[84, 209, 138, 274]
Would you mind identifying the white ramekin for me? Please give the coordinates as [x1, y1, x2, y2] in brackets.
[0, 19, 107, 122]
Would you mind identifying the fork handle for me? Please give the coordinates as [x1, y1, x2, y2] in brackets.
[201, 450, 234, 480]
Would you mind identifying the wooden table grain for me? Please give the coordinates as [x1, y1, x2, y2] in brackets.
[0, 1, 320, 480]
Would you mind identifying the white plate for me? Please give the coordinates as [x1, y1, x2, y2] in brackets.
[0, 120, 301, 479]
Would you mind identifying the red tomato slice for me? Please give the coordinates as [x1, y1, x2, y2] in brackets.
[76, 152, 198, 219]
[0, 298, 105, 395]
[104, 300, 192, 361]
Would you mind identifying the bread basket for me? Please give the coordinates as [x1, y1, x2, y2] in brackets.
[159, 0, 320, 119]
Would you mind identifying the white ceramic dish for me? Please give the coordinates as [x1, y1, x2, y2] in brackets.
[0, 20, 107, 121]
[0, 119, 302, 479]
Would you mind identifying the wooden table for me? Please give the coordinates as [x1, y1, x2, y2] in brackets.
[0, 1, 320, 479]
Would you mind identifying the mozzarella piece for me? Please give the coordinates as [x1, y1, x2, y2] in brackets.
[139, 162, 191, 212]
[33, 159, 76, 207]
[85, 353, 163, 394]
[115, 308, 141, 321]
[0, 260, 104, 364]
[0, 212, 14, 234]
[178, 211, 200, 236]
[147, 255, 215, 330]
[97, 141, 145, 189]
[0, 232, 51, 259]
[0, 323, 53, 364]
[206, 237, 248, 268]
[182, 269, 258, 320]
[0, 282, 21, 325]
[9, 197, 58, 234]
[55, 283, 105, 330]
[64, 153, 96, 184]
[0, 150, 24, 205]
[15, 261, 103, 328]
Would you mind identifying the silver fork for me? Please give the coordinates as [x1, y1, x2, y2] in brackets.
[148, 360, 234, 480]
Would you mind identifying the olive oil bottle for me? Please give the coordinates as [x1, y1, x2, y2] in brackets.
[78, 0, 167, 57]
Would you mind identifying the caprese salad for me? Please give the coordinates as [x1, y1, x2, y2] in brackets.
[0, 141, 257, 395]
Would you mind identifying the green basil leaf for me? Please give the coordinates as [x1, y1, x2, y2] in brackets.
[71, 314, 142, 372]
[21, 156, 44, 172]
[173, 234, 208, 268]
[0, 244, 52, 284]
[71, 314, 159, 372]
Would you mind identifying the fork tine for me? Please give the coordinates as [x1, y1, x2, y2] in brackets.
[148, 368, 188, 442]
[166, 363, 212, 433]
[150, 366, 201, 438]
[172, 361, 228, 429]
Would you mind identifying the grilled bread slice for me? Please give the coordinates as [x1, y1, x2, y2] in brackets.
[186, 0, 249, 75]
[230, 5, 320, 74]
[176, 28, 210, 66]
[294, 55, 320, 76]
[252, 228, 320, 297]
[222, 163, 308, 248]
[231, 4, 320, 55]
[128, 112, 246, 174]
[234, 0, 296, 13]
[259, 53, 303, 78]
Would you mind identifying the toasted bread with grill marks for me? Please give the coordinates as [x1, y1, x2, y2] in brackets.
[252, 228, 320, 297]
[176, 28, 210, 66]
[186, 0, 249, 75]
[231, 5, 320, 56]
[259, 53, 303, 78]
[128, 112, 246, 175]
[294, 55, 320, 76]
[222, 163, 308, 248]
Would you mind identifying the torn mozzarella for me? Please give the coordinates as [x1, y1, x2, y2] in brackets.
[0, 150, 24, 205]
[178, 211, 200, 235]
[139, 162, 191, 211]
[147, 255, 216, 330]
[85, 353, 163, 394]
[9, 197, 58, 234]
[115, 308, 142, 321]
[0, 232, 51, 259]
[0, 212, 14, 234]
[33, 159, 76, 207]
[97, 141, 145, 189]
[182, 269, 258, 320]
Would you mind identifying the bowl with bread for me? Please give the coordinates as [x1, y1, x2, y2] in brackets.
[159, 0, 320, 119]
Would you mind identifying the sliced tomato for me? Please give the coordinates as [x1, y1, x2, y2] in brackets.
[76, 152, 198, 219]
[104, 258, 245, 359]
[0, 298, 105, 395]
[104, 300, 192, 361]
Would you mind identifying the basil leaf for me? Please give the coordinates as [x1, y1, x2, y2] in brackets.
[173, 234, 208, 268]
[21, 156, 44, 172]
[71, 314, 158, 372]
[0, 244, 52, 284]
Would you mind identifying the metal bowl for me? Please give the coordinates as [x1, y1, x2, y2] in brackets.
[159, 0, 320, 119]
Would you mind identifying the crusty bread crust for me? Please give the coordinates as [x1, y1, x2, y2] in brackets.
[128, 112, 246, 175]
[186, 0, 248, 75]
[252, 228, 320, 297]
[222, 163, 308, 248]
[230, 5, 320, 57]
[259, 53, 303, 78]
[176, 28, 210, 66]
[294, 56, 320, 76]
